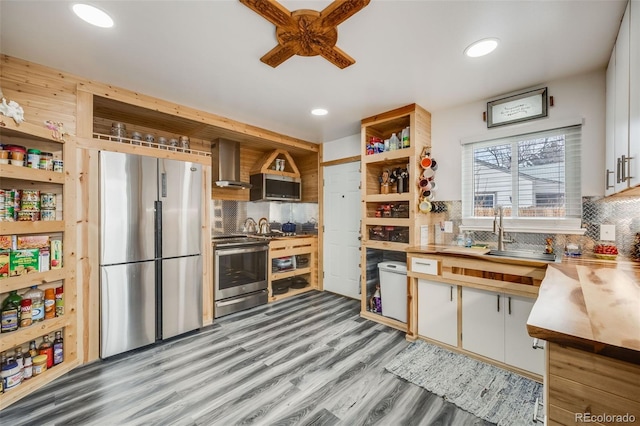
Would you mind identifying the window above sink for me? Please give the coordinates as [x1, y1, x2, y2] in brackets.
[461, 119, 584, 234]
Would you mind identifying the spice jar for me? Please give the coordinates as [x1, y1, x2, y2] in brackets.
[39, 152, 54, 171]
[131, 131, 142, 145]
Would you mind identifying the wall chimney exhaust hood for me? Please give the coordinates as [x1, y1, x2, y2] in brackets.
[211, 138, 252, 189]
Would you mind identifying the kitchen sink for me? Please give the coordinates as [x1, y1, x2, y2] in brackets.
[486, 250, 556, 262]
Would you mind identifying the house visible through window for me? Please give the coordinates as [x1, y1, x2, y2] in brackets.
[462, 124, 582, 230]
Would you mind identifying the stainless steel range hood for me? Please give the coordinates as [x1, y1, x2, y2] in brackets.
[212, 138, 252, 189]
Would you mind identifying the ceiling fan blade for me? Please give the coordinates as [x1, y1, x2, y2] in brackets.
[260, 43, 299, 68]
[239, 0, 293, 27]
[318, 45, 356, 69]
[319, 0, 371, 28]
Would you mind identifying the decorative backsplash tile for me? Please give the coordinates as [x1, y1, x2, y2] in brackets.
[433, 196, 640, 257]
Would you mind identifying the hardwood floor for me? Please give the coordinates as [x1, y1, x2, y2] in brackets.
[1, 291, 493, 426]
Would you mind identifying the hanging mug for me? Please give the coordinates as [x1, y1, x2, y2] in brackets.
[429, 180, 437, 191]
[418, 178, 431, 190]
[418, 199, 432, 213]
[430, 159, 438, 171]
[421, 190, 434, 200]
[420, 156, 432, 169]
[422, 167, 435, 179]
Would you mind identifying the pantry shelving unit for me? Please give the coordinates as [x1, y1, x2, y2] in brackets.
[359, 104, 433, 332]
[0, 119, 78, 410]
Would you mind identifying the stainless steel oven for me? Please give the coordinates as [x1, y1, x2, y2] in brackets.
[213, 236, 269, 318]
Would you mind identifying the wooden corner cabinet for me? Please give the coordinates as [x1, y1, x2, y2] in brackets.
[0, 119, 78, 409]
[359, 103, 433, 331]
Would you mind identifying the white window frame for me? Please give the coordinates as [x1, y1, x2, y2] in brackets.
[460, 118, 585, 235]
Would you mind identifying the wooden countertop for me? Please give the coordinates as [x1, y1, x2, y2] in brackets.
[408, 245, 640, 364]
[527, 263, 640, 365]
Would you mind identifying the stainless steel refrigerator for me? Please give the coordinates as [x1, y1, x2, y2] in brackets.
[99, 151, 202, 358]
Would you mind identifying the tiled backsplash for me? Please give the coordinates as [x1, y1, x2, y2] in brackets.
[433, 196, 640, 257]
[211, 200, 319, 236]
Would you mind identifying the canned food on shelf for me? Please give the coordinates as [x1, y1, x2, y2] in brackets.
[27, 149, 41, 169]
[41, 209, 56, 221]
[41, 193, 56, 209]
[18, 211, 40, 221]
[53, 159, 64, 173]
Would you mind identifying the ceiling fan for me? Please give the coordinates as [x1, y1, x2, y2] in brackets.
[239, 0, 370, 69]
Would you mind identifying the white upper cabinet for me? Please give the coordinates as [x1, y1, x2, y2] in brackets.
[629, 0, 640, 188]
[606, 46, 617, 196]
[606, 1, 639, 194]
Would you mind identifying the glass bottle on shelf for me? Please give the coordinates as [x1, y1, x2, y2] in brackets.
[29, 341, 38, 358]
[53, 331, 64, 366]
[1, 290, 22, 333]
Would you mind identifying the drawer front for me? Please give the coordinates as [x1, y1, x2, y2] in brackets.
[411, 257, 439, 275]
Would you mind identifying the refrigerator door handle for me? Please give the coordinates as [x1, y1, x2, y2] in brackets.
[155, 200, 163, 259]
[161, 172, 167, 198]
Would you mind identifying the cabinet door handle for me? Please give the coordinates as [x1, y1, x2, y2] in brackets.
[626, 155, 634, 181]
[508, 296, 512, 315]
[532, 338, 545, 349]
[622, 155, 627, 182]
[497, 294, 500, 312]
[617, 157, 622, 183]
[450, 286, 453, 302]
[606, 169, 614, 189]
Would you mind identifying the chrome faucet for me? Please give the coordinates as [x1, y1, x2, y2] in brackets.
[493, 206, 512, 251]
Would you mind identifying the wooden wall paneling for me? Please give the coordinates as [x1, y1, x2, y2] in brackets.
[63, 135, 79, 368]
[318, 144, 324, 291]
[202, 165, 213, 326]
[75, 146, 101, 362]
[295, 151, 319, 203]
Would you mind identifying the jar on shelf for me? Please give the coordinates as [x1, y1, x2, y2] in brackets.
[131, 131, 142, 145]
[110, 122, 127, 142]
[39, 152, 54, 171]
[27, 149, 41, 169]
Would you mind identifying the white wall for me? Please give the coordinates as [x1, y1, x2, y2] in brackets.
[431, 70, 606, 200]
[323, 70, 606, 199]
[322, 134, 360, 162]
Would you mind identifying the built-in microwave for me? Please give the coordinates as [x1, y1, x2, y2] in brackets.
[250, 173, 301, 201]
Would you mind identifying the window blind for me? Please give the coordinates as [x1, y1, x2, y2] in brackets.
[462, 125, 582, 223]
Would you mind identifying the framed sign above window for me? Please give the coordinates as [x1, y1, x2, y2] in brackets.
[487, 87, 548, 128]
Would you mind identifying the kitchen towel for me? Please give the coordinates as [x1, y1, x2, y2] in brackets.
[385, 340, 542, 426]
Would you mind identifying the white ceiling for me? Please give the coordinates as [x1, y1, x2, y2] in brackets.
[0, 0, 627, 143]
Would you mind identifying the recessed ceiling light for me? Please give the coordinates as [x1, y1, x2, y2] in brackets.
[464, 38, 499, 58]
[72, 4, 114, 28]
[311, 108, 328, 116]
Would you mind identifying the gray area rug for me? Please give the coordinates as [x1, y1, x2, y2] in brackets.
[385, 340, 542, 426]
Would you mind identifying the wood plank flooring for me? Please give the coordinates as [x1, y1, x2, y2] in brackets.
[1, 291, 493, 426]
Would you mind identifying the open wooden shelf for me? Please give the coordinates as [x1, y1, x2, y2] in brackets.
[0, 316, 70, 352]
[0, 358, 79, 410]
[269, 286, 315, 302]
[363, 147, 412, 164]
[360, 310, 407, 332]
[0, 164, 65, 184]
[362, 240, 409, 252]
[0, 221, 65, 235]
[364, 218, 412, 227]
[365, 193, 412, 203]
[0, 268, 67, 293]
[271, 266, 312, 281]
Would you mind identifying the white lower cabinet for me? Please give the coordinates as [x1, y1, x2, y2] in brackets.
[417, 279, 458, 347]
[461, 287, 543, 375]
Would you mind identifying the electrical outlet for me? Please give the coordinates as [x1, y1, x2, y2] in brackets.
[444, 221, 453, 233]
[600, 224, 616, 241]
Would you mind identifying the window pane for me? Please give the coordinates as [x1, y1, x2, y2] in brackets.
[473, 144, 512, 217]
[517, 135, 565, 217]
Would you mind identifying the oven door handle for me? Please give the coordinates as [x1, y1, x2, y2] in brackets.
[216, 292, 265, 307]
[215, 245, 269, 256]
